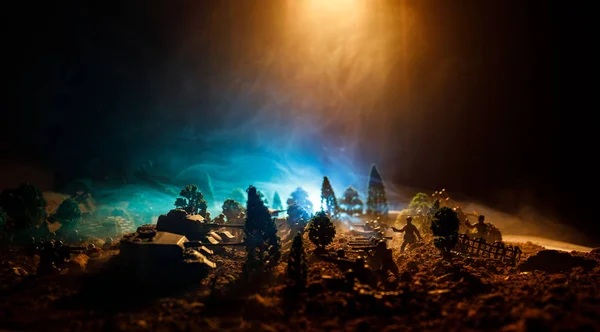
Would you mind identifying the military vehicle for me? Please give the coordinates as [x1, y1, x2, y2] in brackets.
[156, 209, 245, 245]
[117, 224, 217, 280]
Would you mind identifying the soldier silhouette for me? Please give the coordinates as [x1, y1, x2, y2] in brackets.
[465, 215, 488, 239]
[370, 240, 400, 279]
[391, 216, 423, 253]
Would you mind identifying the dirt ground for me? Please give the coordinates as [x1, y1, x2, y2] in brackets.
[1, 234, 600, 332]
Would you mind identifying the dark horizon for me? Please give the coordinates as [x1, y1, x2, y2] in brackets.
[3, 1, 596, 244]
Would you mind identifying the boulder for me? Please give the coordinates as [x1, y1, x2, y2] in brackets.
[519, 250, 597, 273]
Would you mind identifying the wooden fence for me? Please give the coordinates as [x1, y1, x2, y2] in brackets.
[455, 234, 522, 265]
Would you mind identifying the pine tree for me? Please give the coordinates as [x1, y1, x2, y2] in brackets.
[287, 187, 313, 213]
[272, 191, 283, 210]
[174, 184, 208, 217]
[366, 164, 389, 218]
[244, 185, 281, 273]
[227, 188, 247, 205]
[320, 176, 339, 218]
[307, 211, 336, 250]
[287, 232, 307, 289]
[338, 186, 363, 216]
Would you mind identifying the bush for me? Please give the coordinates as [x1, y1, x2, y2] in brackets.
[409, 192, 433, 215]
[222, 199, 245, 223]
[174, 184, 208, 217]
[51, 198, 82, 228]
[430, 207, 460, 257]
[0, 183, 46, 231]
[307, 211, 336, 250]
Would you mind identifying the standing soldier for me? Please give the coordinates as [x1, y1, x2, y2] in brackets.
[391, 216, 423, 253]
[465, 215, 489, 240]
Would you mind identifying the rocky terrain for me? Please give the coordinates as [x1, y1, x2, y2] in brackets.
[1, 233, 599, 332]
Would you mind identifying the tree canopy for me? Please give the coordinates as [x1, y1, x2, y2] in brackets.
[320, 176, 339, 218]
[366, 164, 389, 218]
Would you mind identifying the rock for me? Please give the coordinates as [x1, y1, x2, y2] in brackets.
[519, 250, 597, 273]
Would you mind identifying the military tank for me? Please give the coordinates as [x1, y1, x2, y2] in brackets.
[115, 224, 217, 282]
[156, 209, 245, 245]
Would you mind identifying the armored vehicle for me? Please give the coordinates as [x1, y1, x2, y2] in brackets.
[117, 224, 217, 280]
[156, 209, 245, 244]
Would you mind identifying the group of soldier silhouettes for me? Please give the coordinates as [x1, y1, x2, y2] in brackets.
[348, 214, 490, 282]
[391, 214, 489, 253]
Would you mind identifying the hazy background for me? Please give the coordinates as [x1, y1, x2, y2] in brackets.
[3, 1, 596, 245]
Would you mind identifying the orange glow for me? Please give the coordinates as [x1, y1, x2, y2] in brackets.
[280, 0, 394, 116]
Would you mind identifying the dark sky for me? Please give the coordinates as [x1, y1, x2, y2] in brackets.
[3, 1, 596, 242]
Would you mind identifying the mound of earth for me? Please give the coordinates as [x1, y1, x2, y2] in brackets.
[1, 234, 600, 331]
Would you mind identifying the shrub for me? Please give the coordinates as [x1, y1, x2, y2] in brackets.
[307, 211, 336, 250]
[51, 198, 82, 228]
[174, 184, 208, 217]
[430, 207, 460, 258]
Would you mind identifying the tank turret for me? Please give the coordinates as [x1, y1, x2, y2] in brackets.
[117, 225, 217, 281]
[156, 209, 245, 243]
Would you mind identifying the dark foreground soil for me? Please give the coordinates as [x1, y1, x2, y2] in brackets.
[1, 235, 600, 332]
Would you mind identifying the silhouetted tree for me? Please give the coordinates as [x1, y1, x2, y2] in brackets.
[51, 198, 82, 229]
[409, 193, 433, 215]
[228, 188, 247, 204]
[174, 184, 208, 217]
[272, 191, 283, 210]
[287, 232, 307, 289]
[338, 186, 363, 216]
[428, 199, 441, 217]
[222, 199, 245, 222]
[244, 185, 281, 273]
[430, 207, 460, 258]
[287, 203, 310, 234]
[307, 211, 336, 250]
[287, 187, 313, 213]
[0, 183, 46, 231]
[320, 176, 339, 218]
[366, 164, 389, 219]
